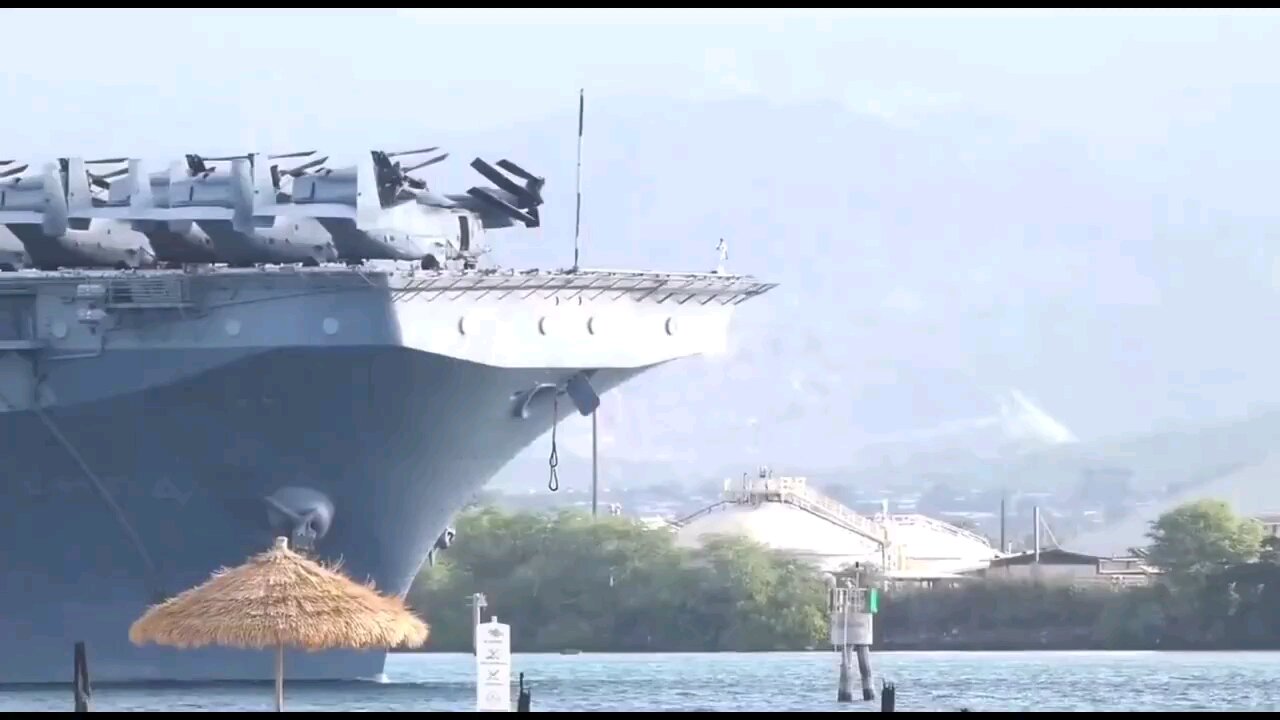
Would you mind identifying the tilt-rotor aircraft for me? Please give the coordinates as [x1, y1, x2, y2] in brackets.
[63, 147, 547, 271]
[278, 147, 546, 269]
[85, 150, 338, 266]
[0, 163, 31, 269]
[0, 157, 155, 270]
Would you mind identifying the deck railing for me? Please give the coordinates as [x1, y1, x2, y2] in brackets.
[885, 513, 993, 548]
[722, 476, 889, 546]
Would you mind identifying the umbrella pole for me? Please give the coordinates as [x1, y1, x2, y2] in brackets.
[275, 644, 284, 712]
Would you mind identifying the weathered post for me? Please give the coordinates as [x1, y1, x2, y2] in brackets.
[856, 644, 875, 701]
[837, 644, 854, 702]
[829, 578, 876, 703]
[469, 592, 488, 655]
[517, 672, 532, 712]
[73, 641, 91, 712]
[881, 680, 896, 712]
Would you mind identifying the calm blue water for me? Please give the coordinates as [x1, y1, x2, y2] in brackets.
[4, 651, 1280, 712]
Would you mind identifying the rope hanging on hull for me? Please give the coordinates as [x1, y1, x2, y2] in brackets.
[547, 393, 560, 492]
[0, 375, 166, 603]
[33, 402, 167, 602]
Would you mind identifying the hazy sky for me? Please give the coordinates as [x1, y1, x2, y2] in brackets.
[7, 8, 1280, 470]
[2, 8, 1278, 158]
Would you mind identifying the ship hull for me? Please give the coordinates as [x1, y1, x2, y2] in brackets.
[0, 345, 639, 683]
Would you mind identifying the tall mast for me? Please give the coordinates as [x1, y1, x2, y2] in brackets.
[573, 88, 584, 272]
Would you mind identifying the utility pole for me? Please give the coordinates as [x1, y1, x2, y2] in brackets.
[1033, 505, 1041, 563]
[999, 491, 1007, 553]
[591, 408, 599, 518]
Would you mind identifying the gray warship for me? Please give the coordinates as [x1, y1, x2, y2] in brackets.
[0, 147, 775, 683]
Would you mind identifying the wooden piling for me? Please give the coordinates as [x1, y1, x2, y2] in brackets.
[517, 672, 531, 712]
[880, 680, 895, 712]
[856, 644, 874, 701]
[837, 645, 854, 702]
[73, 641, 91, 712]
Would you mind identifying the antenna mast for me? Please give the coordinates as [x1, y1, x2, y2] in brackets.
[573, 88, 584, 272]
[575, 89, 599, 518]
[591, 408, 599, 518]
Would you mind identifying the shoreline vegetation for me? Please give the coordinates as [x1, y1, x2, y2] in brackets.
[402, 499, 1280, 654]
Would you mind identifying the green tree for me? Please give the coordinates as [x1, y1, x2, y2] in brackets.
[1144, 499, 1264, 580]
[405, 507, 830, 653]
[403, 502, 1280, 654]
[1092, 586, 1166, 648]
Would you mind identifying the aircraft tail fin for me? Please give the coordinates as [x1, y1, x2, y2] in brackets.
[228, 158, 255, 232]
[355, 151, 379, 227]
[0, 163, 55, 228]
[40, 162, 69, 236]
[126, 159, 154, 211]
[63, 158, 93, 216]
[166, 160, 236, 223]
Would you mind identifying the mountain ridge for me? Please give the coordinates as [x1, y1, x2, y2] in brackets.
[458, 93, 1280, 488]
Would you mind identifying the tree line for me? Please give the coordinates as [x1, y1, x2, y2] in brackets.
[405, 498, 1280, 652]
[407, 507, 828, 652]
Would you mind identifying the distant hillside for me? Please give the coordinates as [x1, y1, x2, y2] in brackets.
[1067, 451, 1280, 556]
[443, 94, 1280, 484]
[495, 395, 1280, 481]
[480, 381, 1280, 565]
[844, 403, 1280, 494]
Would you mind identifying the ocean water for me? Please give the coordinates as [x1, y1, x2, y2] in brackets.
[5, 650, 1280, 712]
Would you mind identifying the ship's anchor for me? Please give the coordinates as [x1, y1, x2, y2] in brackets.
[263, 487, 334, 554]
[511, 371, 600, 420]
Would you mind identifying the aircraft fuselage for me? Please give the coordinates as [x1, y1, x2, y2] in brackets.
[6, 220, 154, 270]
[195, 216, 338, 267]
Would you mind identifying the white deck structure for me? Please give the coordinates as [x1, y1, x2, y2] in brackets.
[672, 472, 1000, 576]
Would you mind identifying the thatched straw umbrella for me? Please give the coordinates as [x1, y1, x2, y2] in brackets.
[129, 536, 429, 711]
